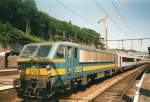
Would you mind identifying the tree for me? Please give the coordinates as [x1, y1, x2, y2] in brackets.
[0, 0, 101, 46]
[22, 0, 37, 35]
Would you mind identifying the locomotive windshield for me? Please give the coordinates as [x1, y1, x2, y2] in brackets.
[35, 45, 52, 58]
[20, 45, 38, 58]
[20, 45, 52, 58]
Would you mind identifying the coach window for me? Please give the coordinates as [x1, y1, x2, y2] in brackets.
[55, 46, 65, 58]
[136, 59, 141, 62]
[122, 57, 134, 62]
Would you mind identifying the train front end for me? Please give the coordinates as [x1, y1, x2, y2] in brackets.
[14, 43, 56, 98]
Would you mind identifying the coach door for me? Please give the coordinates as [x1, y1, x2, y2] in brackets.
[66, 46, 78, 76]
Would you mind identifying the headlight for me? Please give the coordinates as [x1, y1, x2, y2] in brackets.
[47, 71, 51, 74]
[46, 65, 51, 75]
[46, 65, 51, 70]
[18, 70, 22, 73]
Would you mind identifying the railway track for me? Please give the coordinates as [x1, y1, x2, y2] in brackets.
[92, 65, 145, 102]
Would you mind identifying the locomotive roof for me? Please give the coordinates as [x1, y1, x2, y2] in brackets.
[25, 41, 79, 47]
[25, 41, 114, 54]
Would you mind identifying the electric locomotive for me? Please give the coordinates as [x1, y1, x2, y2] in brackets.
[14, 42, 117, 98]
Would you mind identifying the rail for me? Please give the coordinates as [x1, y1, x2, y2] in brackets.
[117, 68, 144, 102]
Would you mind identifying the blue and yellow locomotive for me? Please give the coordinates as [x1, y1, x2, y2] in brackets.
[14, 42, 117, 98]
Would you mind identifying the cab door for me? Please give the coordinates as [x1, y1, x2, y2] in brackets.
[66, 46, 78, 76]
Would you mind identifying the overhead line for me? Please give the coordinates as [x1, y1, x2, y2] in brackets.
[93, 0, 130, 38]
[110, 0, 134, 37]
[108, 38, 150, 41]
[55, 0, 99, 30]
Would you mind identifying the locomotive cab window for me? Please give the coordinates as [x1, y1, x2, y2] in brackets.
[66, 46, 73, 58]
[36, 45, 52, 58]
[55, 46, 65, 58]
[74, 48, 78, 58]
[66, 46, 77, 58]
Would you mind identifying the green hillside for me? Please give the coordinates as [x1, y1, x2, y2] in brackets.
[0, 22, 44, 44]
[0, 0, 100, 46]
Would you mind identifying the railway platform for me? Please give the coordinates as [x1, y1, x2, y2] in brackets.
[0, 75, 18, 89]
[0, 68, 18, 76]
[0, 69, 18, 91]
[134, 65, 150, 102]
[0, 75, 18, 102]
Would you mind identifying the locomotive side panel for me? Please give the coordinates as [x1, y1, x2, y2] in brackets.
[79, 49, 115, 63]
[78, 49, 116, 79]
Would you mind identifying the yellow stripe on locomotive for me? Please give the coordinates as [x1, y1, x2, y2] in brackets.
[25, 68, 48, 76]
[24, 67, 66, 76]
[17, 59, 65, 63]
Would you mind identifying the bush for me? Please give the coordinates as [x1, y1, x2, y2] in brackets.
[0, 22, 45, 44]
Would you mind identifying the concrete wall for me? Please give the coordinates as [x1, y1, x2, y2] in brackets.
[0, 43, 23, 69]
[0, 56, 5, 69]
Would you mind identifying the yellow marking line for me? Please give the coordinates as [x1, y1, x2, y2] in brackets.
[24, 64, 116, 76]
[25, 68, 66, 76]
[50, 68, 66, 76]
[83, 64, 116, 71]
[25, 68, 48, 76]
[17, 59, 65, 63]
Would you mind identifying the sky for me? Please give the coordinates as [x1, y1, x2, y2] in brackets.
[35, 0, 150, 51]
